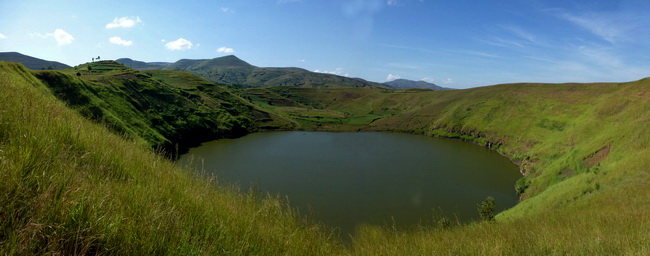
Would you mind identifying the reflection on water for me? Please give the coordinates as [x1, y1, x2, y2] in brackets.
[178, 131, 520, 237]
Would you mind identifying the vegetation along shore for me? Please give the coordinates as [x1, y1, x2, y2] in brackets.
[1, 57, 649, 254]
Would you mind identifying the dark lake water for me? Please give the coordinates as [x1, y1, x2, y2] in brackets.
[178, 131, 520, 237]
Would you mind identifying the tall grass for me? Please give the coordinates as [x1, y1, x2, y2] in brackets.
[0, 62, 343, 254]
[245, 82, 650, 254]
[338, 81, 650, 254]
[3, 60, 650, 254]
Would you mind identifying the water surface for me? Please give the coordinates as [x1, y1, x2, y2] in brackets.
[179, 131, 520, 236]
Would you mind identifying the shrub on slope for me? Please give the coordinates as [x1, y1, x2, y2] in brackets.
[0, 62, 342, 254]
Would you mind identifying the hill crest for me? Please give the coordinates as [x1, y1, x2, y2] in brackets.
[384, 78, 450, 90]
[120, 55, 387, 88]
[0, 52, 70, 70]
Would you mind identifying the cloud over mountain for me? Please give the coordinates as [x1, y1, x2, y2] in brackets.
[217, 47, 234, 53]
[53, 29, 73, 45]
[386, 73, 400, 81]
[165, 38, 193, 51]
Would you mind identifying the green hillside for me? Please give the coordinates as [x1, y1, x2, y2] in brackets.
[122, 55, 387, 88]
[114, 58, 170, 70]
[234, 83, 650, 253]
[384, 78, 450, 90]
[2, 59, 650, 254]
[0, 62, 342, 254]
[163, 56, 255, 87]
[349, 82, 650, 254]
[33, 60, 294, 157]
[0, 52, 70, 70]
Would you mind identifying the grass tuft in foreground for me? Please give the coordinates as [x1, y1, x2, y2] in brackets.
[0, 62, 343, 254]
[3, 60, 650, 254]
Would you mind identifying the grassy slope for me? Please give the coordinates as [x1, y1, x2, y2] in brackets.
[236, 83, 650, 254]
[3, 58, 649, 254]
[342, 82, 650, 254]
[0, 62, 342, 254]
[163, 55, 386, 88]
[33, 61, 294, 157]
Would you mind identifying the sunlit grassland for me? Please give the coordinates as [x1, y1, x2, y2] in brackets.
[33, 61, 297, 157]
[359, 82, 650, 254]
[242, 82, 650, 254]
[3, 58, 650, 254]
[0, 62, 343, 254]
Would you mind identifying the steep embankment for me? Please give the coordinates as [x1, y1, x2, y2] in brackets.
[235, 83, 650, 254]
[0, 62, 343, 254]
[3, 58, 649, 254]
[242, 82, 650, 207]
[365, 82, 650, 213]
[349, 81, 650, 253]
[32, 61, 294, 157]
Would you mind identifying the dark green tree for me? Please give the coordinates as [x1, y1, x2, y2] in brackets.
[477, 196, 496, 222]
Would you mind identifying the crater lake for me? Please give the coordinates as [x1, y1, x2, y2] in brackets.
[178, 131, 520, 237]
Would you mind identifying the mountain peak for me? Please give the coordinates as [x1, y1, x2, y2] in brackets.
[384, 78, 450, 90]
[206, 55, 255, 69]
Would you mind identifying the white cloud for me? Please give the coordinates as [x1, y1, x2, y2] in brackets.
[421, 77, 435, 83]
[216, 47, 234, 53]
[0, 33, 6, 39]
[297, 59, 306, 63]
[577, 45, 622, 68]
[559, 11, 648, 44]
[314, 68, 349, 77]
[165, 38, 193, 50]
[442, 78, 454, 84]
[563, 15, 620, 44]
[28, 29, 74, 45]
[386, 73, 401, 81]
[387, 0, 397, 5]
[109, 36, 133, 46]
[220, 7, 234, 13]
[106, 16, 142, 29]
[53, 29, 73, 45]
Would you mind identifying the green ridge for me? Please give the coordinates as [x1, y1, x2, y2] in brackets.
[120, 55, 387, 88]
[2, 59, 650, 254]
[0, 62, 341, 254]
[33, 60, 293, 157]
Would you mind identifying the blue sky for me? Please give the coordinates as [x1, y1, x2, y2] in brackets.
[1, 0, 649, 88]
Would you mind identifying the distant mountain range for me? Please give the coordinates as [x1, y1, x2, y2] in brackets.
[118, 55, 388, 88]
[117, 55, 454, 90]
[114, 58, 170, 70]
[0, 52, 451, 90]
[384, 79, 450, 90]
[0, 52, 70, 70]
